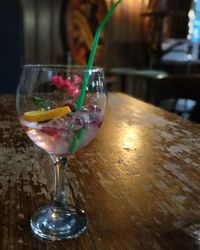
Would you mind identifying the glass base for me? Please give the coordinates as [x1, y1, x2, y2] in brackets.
[30, 205, 87, 241]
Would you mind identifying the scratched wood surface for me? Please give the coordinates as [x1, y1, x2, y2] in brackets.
[1, 93, 200, 249]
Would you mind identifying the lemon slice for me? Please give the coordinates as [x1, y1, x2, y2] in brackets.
[23, 106, 71, 122]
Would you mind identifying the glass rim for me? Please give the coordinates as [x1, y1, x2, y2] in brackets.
[23, 64, 103, 71]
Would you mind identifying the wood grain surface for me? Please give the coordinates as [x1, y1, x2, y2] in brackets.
[1, 93, 200, 249]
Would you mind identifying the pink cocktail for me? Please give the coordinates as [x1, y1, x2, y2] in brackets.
[21, 107, 105, 155]
[16, 65, 107, 240]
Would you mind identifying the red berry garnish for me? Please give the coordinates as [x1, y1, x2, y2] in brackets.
[41, 127, 58, 136]
[65, 103, 75, 112]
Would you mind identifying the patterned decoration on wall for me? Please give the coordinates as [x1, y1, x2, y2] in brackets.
[67, 0, 107, 65]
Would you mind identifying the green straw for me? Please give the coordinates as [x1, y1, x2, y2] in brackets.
[76, 0, 122, 110]
[69, 127, 84, 153]
[70, 0, 121, 153]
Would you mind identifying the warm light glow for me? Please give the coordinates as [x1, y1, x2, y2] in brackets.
[122, 127, 139, 150]
[140, 0, 150, 9]
[106, 0, 142, 14]
[143, 0, 149, 7]
[108, 124, 143, 188]
[117, 124, 142, 161]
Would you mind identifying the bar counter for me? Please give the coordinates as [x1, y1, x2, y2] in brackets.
[1, 93, 200, 249]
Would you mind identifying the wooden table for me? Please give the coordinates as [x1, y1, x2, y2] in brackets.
[1, 93, 200, 249]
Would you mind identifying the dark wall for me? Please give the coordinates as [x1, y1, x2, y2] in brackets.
[22, 0, 64, 64]
[0, 0, 21, 93]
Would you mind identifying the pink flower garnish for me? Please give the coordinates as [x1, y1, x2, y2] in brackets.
[51, 75, 80, 98]
[74, 75, 82, 83]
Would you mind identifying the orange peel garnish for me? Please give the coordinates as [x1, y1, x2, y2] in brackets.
[23, 106, 71, 122]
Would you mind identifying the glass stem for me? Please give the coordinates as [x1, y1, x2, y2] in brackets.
[50, 155, 68, 211]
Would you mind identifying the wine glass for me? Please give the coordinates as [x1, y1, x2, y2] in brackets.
[16, 65, 107, 240]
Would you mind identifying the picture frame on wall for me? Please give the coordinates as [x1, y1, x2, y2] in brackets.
[66, 0, 107, 65]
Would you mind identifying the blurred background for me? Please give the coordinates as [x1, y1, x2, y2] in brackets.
[2, 0, 200, 122]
